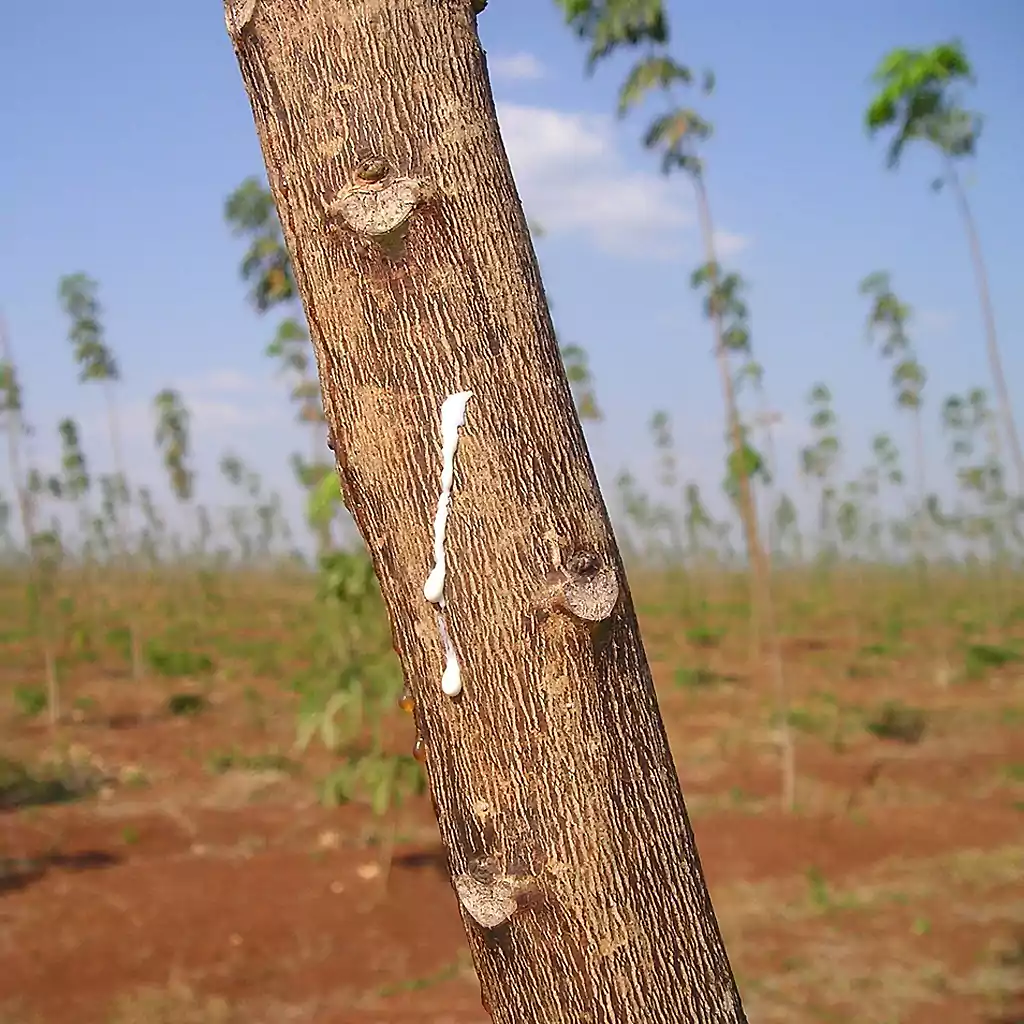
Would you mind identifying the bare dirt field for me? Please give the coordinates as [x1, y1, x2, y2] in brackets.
[2, 571, 1023, 1023]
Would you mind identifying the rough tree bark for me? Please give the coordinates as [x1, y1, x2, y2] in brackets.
[223, 2, 745, 1021]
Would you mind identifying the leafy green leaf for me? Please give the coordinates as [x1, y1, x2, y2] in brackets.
[555, 0, 670, 69]
[617, 55, 692, 116]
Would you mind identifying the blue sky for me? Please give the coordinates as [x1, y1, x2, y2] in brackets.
[1, 0, 1022, 548]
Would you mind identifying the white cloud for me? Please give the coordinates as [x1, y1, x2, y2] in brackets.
[496, 102, 690, 259]
[184, 396, 273, 430]
[713, 230, 752, 258]
[489, 52, 545, 82]
[173, 369, 284, 431]
[178, 368, 265, 394]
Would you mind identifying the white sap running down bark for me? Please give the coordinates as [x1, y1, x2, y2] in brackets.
[424, 390, 473, 698]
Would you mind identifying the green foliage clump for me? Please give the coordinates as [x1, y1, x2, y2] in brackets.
[148, 644, 215, 679]
[166, 693, 210, 717]
[293, 549, 425, 815]
[964, 642, 1021, 681]
[865, 701, 928, 744]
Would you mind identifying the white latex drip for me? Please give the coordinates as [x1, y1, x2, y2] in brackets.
[424, 390, 473, 697]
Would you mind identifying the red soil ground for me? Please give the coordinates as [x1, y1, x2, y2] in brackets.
[2, 628, 1023, 1023]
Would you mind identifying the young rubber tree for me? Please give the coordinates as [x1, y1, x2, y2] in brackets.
[859, 271, 928, 575]
[1, 318, 60, 724]
[225, 185, 336, 553]
[153, 389, 195, 505]
[866, 41, 1023, 495]
[58, 273, 143, 677]
[800, 383, 842, 562]
[606, 46, 794, 811]
[153, 387, 196, 566]
[942, 387, 1012, 616]
[222, 2, 745, 1021]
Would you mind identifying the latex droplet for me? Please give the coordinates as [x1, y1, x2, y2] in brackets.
[398, 685, 414, 714]
[413, 734, 427, 763]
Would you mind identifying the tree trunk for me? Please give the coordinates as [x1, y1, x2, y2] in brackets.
[0, 315, 61, 727]
[104, 383, 143, 678]
[223, 2, 745, 1021]
[692, 173, 794, 813]
[911, 408, 928, 593]
[945, 160, 1024, 495]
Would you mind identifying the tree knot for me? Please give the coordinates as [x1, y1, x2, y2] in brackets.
[327, 158, 432, 258]
[536, 549, 620, 624]
[454, 854, 542, 930]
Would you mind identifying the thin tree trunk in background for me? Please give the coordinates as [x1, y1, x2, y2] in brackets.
[692, 174, 795, 812]
[224, 2, 745, 1021]
[912, 409, 928, 593]
[946, 161, 1024, 494]
[692, 177, 762, 655]
[0, 316, 60, 726]
[947, 161, 1018, 621]
[104, 383, 143, 678]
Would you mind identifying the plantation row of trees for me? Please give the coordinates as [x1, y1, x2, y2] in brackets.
[2, 28, 1019, 563]
[1, 13, 1020, 728]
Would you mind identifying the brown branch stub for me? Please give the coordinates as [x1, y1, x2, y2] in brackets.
[454, 854, 542, 930]
[536, 550, 620, 624]
[472, 0, 488, 12]
[223, 0, 258, 40]
[327, 159, 431, 258]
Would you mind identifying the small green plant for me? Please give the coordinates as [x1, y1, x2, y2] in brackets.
[295, 553, 392, 743]
[882, 612, 905, 647]
[845, 659, 877, 680]
[859, 642, 891, 657]
[72, 695, 98, 715]
[805, 866, 861, 912]
[805, 867, 832, 910]
[1000, 707, 1024, 727]
[147, 642, 215, 678]
[66, 622, 99, 663]
[0, 755, 98, 811]
[166, 693, 209, 717]
[13, 684, 47, 718]
[673, 666, 723, 689]
[785, 706, 828, 736]
[865, 701, 928, 744]
[320, 752, 425, 815]
[205, 748, 300, 776]
[686, 625, 725, 649]
[964, 642, 1021, 680]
